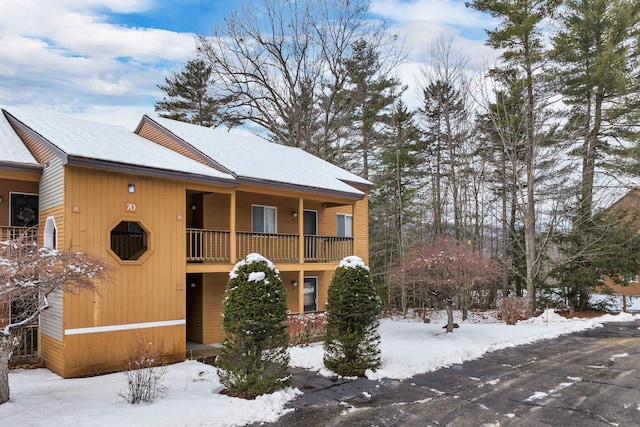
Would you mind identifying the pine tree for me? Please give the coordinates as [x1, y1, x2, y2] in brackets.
[155, 58, 240, 128]
[323, 256, 381, 377]
[552, 0, 640, 220]
[217, 253, 290, 398]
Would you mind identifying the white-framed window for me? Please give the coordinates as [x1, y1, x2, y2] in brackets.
[336, 213, 353, 237]
[251, 205, 277, 233]
[304, 276, 318, 312]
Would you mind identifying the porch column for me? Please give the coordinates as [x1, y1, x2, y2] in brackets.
[229, 191, 236, 263]
[297, 197, 304, 263]
[298, 270, 305, 314]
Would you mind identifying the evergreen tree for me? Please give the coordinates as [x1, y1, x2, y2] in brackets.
[467, 0, 561, 315]
[155, 58, 240, 128]
[323, 256, 381, 376]
[343, 39, 404, 179]
[552, 0, 640, 221]
[217, 253, 290, 398]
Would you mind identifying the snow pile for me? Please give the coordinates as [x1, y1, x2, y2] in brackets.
[337, 255, 369, 271]
[524, 308, 569, 323]
[248, 272, 266, 283]
[5, 311, 640, 426]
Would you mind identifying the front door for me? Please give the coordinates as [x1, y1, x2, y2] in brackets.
[303, 277, 318, 312]
[303, 210, 317, 260]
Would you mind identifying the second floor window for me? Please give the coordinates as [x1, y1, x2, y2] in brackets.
[336, 213, 352, 237]
[252, 205, 277, 233]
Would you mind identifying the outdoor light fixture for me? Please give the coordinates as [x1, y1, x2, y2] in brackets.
[190, 282, 197, 288]
[292, 211, 298, 218]
[128, 183, 135, 193]
[0, 196, 2, 203]
[191, 203, 197, 211]
[291, 280, 298, 288]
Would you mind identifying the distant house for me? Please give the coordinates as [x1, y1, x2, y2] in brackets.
[599, 189, 640, 301]
[0, 107, 371, 378]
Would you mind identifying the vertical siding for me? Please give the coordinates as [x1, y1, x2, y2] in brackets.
[62, 166, 187, 374]
[202, 273, 225, 344]
[353, 192, 369, 265]
[40, 157, 64, 210]
[186, 274, 203, 343]
[203, 193, 231, 230]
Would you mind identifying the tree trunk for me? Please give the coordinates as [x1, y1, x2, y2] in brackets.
[0, 337, 11, 404]
[445, 304, 455, 333]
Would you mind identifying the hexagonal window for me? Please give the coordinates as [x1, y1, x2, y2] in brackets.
[110, 221, 148, 261]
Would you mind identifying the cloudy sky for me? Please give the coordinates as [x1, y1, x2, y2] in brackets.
[0, 0, 495, 129]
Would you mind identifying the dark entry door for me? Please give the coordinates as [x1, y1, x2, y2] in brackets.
[303, 210, 317, 260]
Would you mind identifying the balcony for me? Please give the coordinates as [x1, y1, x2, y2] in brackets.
[186, 229, 353, 264]
[9, 325, 39, 366]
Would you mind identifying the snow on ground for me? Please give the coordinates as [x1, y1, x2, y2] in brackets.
[4, 310, 639, 426]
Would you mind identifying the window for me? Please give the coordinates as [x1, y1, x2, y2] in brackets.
[252, 205, 277, 233]
[110, 221, 148, 261]
[303, 277, 318, 312]
[336, 213, 352, 237]
[10, 193, 39, 227]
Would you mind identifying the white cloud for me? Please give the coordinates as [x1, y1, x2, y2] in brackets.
[0, 0, 195, 126]
[371, 0, 494, 29]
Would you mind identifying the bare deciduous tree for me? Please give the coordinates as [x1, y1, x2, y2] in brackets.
[0, 233, 106, 404]
[390, 238, 501, 332]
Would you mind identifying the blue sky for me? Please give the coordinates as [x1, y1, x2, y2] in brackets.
[0, 0, 494, 128]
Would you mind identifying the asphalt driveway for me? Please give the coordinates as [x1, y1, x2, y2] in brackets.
[259, 320, 640, 426]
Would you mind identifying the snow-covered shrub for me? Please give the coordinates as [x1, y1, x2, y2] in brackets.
[119, 338, 168, 404]
[287, 312, 326, 346]
[323, 256, 381, 376]
[217, 253, 290, 398]
[499, 296, 527, 325]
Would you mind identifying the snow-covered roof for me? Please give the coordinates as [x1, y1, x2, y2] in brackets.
[0, 110, 39, 168]
[3, 108, 235, 184]
[143, 116, 372, 198]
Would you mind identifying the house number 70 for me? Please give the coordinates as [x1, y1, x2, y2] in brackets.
[125, 203, 137, 212]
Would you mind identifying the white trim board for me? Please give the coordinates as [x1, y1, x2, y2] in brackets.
[64, 319, 185, 336]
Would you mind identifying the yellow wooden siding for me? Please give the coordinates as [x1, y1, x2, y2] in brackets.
[186, 274, 203, 343]
[235, 191, 299, 234]
[0, 178, 40, 226]
[60, 166, 188, 375]
[137, 122, 209, 166]
[63, 325, 185, 377]
[0, 170, 40, 182]
[282, 272, 301, 311]
[41, 334, 65, 377]
[203, 193, 231, 230]
[202, 273, 225, 344]
[39, 205, 64, 248]
[10, 124, 58, 164]
[353, 191, 369, 265]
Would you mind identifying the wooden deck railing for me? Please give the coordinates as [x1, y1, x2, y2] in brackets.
[186, 229, 231, 262]
[304, 235, 354, 262]
[185, 230, 355, 264]
[9, 325, 39, 364]
[236, 232, 299, 262]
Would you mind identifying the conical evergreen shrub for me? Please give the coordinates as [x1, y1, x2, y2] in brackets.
[323, 256, 381, 376]
[217, 253, 291, 398]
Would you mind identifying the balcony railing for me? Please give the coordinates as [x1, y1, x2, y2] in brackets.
[9, 325, 39, 365]
[185, 230, 354, 264]
[237, 232, 299, 262]
[304, 235, 354, 263]
[186, 228, 231, 263]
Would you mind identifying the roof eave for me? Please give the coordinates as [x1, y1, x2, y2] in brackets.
[0, 161, 43, 173]
[237, 176, 364, 200]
